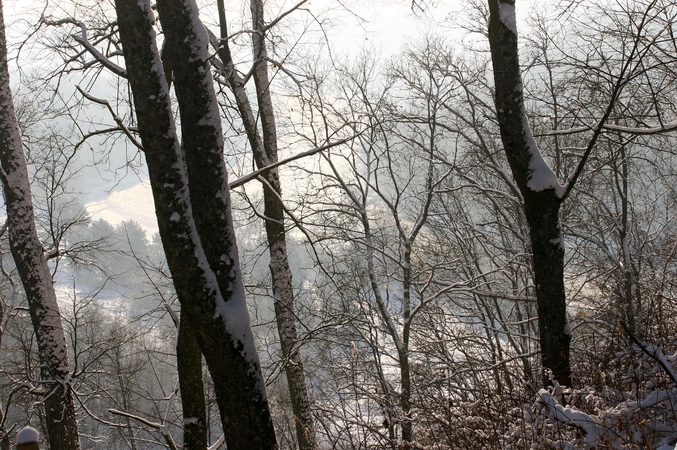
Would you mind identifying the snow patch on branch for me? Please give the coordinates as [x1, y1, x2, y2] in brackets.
[539, 390, 598, 447]
[645, 345, 677, 385]
[73, 22, 127, 78]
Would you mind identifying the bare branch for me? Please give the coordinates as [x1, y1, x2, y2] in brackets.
[263, 0, 309, 32]
[229, 136, 355, 189]
[76, 86, 144, 151]
[40, 16, 128, 78]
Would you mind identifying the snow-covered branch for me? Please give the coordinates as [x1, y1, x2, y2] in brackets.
[547, 120, 677, 137]
[538, 390, 598, 448]
[108, 409, 178, 450]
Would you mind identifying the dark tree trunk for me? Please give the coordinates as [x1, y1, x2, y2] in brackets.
[400, 247, 412, 449]
[487, 0, 572, 386]
[114, 0, 278, 448]
[177, 319, 207, 450]
[155, 0, 240, 301]
[0, 3, 80, 449]
[524, 192, 571, 385]
[250, 2, 317, 448]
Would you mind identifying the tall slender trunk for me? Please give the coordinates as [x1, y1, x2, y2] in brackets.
[114, 0, 277, 448]
[212, 1, 317, 448]
[250, 2, 316, 448]
[0, 3, 80, 448]
[0, 240, 12, 450]
[400, 247, 412, 449]
[615, 144, 638, 333]
[359, 208, 408, 448]
[113, 348, 138, 450]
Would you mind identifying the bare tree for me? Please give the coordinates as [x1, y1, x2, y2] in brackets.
[0, 1, 79, 448]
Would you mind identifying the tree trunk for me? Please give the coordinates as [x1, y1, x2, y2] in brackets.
[487, 0, 572, 386]
[400, 247, 412, 449]
[250, 2, 317, 448]
[177, 319, 207, 450]
[0, 3, 80, 449]
[212, 2, 317, 448]
[615, 144, 639, 334]
[524, 192, 571, 386]
[114, 0, 278, 448]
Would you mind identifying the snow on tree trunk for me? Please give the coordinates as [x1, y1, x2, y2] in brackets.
[113, 0, 278, 448]
[487, 0, 572, 386]
[0, 4, 80, 449]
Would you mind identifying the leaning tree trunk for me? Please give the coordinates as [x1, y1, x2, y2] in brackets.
[249, 1, 317, 448]
[114, 0, 278, 448]
[487, 0, 571, 386]
[211, 1, 317, 448]
[0, 2, 80, 448]
[157, 14, 208, 450]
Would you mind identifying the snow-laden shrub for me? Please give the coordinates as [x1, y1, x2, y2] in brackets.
[521, 346, 677, 450]
[406, 342, 677, 450]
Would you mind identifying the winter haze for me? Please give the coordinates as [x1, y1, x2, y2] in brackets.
[0, 1, 676, 450]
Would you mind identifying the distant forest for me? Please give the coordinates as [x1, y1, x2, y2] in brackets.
[0, 0, 676, 449]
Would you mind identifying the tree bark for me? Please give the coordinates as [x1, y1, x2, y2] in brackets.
[0, 3, 80, 448]
[213, 2, 317, 448]
[114, 0, 278, 448]
[487, 0, 572, 386]
[400, 246, 413, 449]
[250, 2, 317, 448]
[177, 319, 207, 450]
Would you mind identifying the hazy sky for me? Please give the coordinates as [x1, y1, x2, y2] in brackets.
[1, 0, 468, 235]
